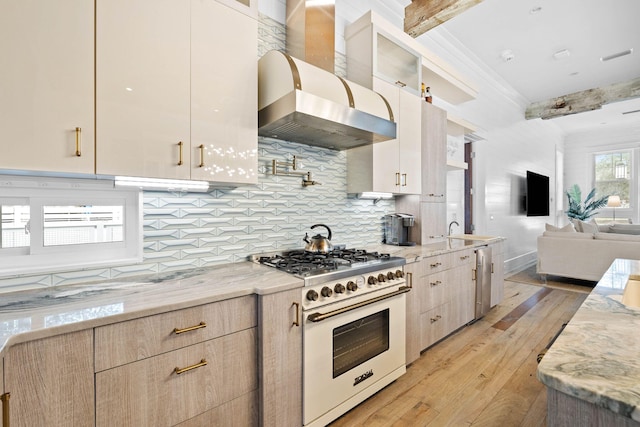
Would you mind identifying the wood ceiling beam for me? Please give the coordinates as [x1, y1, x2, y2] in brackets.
[525, 77, 640, 120]
[404, 0, 484, 38]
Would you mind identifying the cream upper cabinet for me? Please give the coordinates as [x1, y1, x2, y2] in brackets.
[190, 0, 258, 185]
[0, 0, 95, 174]
[347, 78, 421, 195]
[96, 0, 191, 180]
[96, 0, 257, 184]
[345, 14, 422, 195]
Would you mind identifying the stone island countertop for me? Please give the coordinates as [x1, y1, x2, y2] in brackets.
[537, 258, 640, 422]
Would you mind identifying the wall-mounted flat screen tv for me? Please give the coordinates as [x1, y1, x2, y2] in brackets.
[526, 170, 549, 216]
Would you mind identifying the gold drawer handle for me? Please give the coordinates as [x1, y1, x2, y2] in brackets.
[430, 315, 442, 323]
[177, 141, 184, 166]
[1, 392, 10, 427]
[292, 302, 300, 327]
[430, 280, 441, 286]
[173, 321, 206, 335]
[395, 172, 401, 186]
[174, 359, 207, 375]
[430, 262, 442, 268]
[75, 127, 82, 156]
[198, 144, 205, 167]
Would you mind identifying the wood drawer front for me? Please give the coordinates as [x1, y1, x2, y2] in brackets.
[96, 328, 257, 427]
[420, 253, 452, 275]
[420, 271, 451, 312]
[175, 390, 258, 426]
[95, 295, 256, 372]
[420, 302, 451, 349]
[453, 249, 474, 267]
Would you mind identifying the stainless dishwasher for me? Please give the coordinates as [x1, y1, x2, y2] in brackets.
[473, 246, 493, 319]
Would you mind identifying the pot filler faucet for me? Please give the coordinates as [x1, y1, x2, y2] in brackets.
[448, 220, 459, 236]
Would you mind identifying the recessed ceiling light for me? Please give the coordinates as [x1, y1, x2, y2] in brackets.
[569, 71, 579, 76]
[530, 6, 542, 14]
[600, 48, 633, 62]
[553, 49, 571, 60]
[500, 49, 515, 62]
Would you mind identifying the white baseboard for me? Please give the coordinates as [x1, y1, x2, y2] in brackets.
[504, 251, 537, 277]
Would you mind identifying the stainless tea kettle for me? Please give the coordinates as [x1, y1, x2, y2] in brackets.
[303, 224, 333, 253]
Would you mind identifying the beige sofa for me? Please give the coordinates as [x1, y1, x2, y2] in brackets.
[537, 225, 640, 282]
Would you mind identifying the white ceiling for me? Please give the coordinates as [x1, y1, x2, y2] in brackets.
[416, 0, 640, 135]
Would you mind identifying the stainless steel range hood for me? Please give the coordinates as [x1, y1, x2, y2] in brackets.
[258, 50, 396, 150]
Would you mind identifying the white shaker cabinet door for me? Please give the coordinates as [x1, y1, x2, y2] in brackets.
[190, 0, 258, 185]
[0, 0, 94, 174]
[96, 0, 191, 179]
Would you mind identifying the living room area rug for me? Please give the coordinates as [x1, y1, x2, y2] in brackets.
[505, 264, 595, 294]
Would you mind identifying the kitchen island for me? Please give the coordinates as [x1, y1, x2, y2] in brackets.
[537, 258, 640, 426]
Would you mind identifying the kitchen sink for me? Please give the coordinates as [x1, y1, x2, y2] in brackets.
[622, 275, 640, 308]
[448, 234, 497, 241]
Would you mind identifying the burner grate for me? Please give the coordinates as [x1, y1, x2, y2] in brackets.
[256, 248, 391, 275]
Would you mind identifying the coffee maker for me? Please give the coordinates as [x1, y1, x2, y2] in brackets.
[383, 213, 415, 246]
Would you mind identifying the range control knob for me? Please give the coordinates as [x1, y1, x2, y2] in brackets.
[321, 286, 333, 297]
[306, 290, 318, 301]
[387, 271, 395, 280]
[377, 273, 387, 282]
[367, 276, 378, 285]
[334, 283, 345, 294]
[395, 270, 404, 278]
[347, 281, 358, 291]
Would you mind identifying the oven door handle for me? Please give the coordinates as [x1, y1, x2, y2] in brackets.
[307, 286, 410, 323]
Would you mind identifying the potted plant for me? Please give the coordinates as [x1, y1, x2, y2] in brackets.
[565, 184, 609, 221]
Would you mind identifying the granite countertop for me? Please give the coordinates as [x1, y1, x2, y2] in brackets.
[0, 236, 504, 355]
[537, 258, 640, 421]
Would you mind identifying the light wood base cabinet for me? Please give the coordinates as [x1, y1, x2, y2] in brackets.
[96, 328, 258, 427]
[405, 261, 422, 364]
[258, 289, 302, 426]
[410, 249, 475, 352]
[3, 330, 94, 427]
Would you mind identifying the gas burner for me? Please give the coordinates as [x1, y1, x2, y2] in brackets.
[251, 248, 404, 287]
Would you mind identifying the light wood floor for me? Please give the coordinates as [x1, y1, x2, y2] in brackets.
[329, 280, 589, 427]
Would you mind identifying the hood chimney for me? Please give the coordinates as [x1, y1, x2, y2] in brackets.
[286, 0, 335, 73]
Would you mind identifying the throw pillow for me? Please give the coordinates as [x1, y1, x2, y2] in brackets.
[575, 219, 597, 234]
[545, 223, 575, 232]
[590, 218, 611, 233]
[609, 224, 640, 235]
[542, 231, 593, 239]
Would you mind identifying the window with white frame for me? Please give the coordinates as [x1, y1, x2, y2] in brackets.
[594, 150, 632, 208]
[0, 176, 142, 277]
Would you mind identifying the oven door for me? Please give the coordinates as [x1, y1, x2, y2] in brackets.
[303, 287, 407, 426]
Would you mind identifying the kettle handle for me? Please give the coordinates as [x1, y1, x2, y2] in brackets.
[310, 224, 332, 241]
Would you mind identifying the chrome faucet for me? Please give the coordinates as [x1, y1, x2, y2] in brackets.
[448, 220, 459, 236]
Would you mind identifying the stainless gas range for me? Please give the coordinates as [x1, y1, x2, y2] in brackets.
[253, 248, 410, 427]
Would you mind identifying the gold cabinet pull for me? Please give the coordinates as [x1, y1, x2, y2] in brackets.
[174, 359, 207, 375]
[491, 262, 495, 274]
[430, 280, 441, 287]
[198, 144, 205, 167]
[406, 272, 413, 288]
[1, 392, 10, 427]
[395, 172, 400, 186]
[430, 315, 442, 323]
[402, 173, 407, 186]
[292, 302, 300, 327]
[173, 321, 206, 335]
[430, 262, 442, 268]
[75, 127, 82, 156]
[177, 141, 184, 166]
